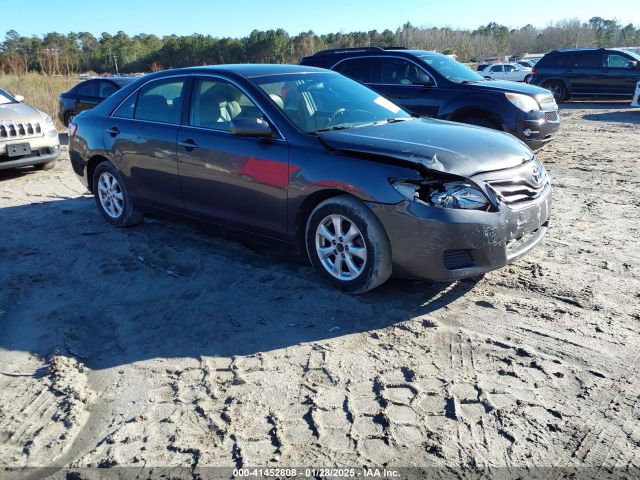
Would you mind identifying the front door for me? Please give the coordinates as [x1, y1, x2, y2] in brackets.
[601, 52, 640, 96]
[370, 57, 440, 117]
[177, 77, 289, 239]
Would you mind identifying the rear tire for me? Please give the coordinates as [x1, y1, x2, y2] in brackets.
[524, 74, 532, 84]
[305, 195, 391, 294]
[92, 161, 143, 227]
[35, 160, 56, 171]
[64, 111, 75, 127]
[544, 81, 567, 103]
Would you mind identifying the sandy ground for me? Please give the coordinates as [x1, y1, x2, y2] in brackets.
[1, 102, 639, 476]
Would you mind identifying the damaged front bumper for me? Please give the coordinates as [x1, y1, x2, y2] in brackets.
[369, 189, 551, 281]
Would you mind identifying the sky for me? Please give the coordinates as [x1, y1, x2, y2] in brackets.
[3, 0, 640, 38]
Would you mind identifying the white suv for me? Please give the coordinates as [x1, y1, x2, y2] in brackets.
[0, 88, 60, 171]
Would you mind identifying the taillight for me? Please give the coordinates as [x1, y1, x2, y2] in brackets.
[532, 67, 537, 74]
[68, 122, 78, 137]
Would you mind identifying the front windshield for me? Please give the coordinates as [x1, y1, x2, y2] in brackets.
[0, 89, 14, 105]
[624, 50, 640, 61]
[418, 52, 484, 84]
[252, 73, 412, 133]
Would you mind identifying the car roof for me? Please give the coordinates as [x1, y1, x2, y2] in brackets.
[549, 48, 632, 55]
[305, 47, 441, 59]
[80, 77, 136, 86]
[159, 64, 329, 78]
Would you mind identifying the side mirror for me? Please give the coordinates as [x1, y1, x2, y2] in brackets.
[14, 94, 24, 102]
[630, 60, 638, 70]
[411, 73, 434, 86]
[230, 117, 273, 137]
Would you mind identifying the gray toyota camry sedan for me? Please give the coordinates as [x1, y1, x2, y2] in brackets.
[69, 64, 551, 293]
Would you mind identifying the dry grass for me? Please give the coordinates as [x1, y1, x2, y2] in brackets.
[0, 74, 79, 131]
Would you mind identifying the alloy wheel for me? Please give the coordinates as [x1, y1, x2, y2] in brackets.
[97, 172, 124, 219]
[315, 214, 367, 281]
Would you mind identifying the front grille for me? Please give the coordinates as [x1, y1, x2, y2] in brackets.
[544, 111, 559, 122]
[0, 121, 42, 140]
[443, 250, 474, 270]
[487, 178, 547, 206]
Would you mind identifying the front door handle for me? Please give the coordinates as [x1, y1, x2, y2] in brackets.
[106, 127, 120, 136]
[178, 139, 198, 151]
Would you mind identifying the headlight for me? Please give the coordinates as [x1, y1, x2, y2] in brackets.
[505, 93, 539, 112]
[38, 110, 54, 125]
[391, 180, 490, 211]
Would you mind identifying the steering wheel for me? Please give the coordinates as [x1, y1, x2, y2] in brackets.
[327, 108, 376, 127]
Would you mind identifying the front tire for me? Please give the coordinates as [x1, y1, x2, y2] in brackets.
[524, 74, 532, 84]
[92, 161, 143, 227]
[305, 195, 391, 294]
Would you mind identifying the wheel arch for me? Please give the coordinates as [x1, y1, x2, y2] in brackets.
[448, 107, 505, 130]
[86, 154, 111, 193]
[293, 189, 362, 254]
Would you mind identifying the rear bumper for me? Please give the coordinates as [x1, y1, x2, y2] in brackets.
[369, 191, 552, 281]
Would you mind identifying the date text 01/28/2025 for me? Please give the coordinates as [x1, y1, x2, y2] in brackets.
[232, 467, 401, 477]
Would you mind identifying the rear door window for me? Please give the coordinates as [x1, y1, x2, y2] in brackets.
[569, 52, 601, 68]
[188, 78, 264, 131]
[334, 58, 375, 83]
[134, 78, 186, 124]
[77, 80, 99, 97]
[99, 81, 119, 99]
[490, 65, 503, 72]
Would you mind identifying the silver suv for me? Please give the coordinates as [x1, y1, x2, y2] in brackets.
[0, 88, 60, 171]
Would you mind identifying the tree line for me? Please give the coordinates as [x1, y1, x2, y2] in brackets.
[1, 17, 638, 75]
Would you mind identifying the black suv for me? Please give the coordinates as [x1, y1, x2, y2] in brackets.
[58, 77, 136, 127]
[530, 48, 640, 102]
[301, 47, 559, 150]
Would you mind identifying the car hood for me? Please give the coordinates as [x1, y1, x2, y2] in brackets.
[469, 79, 550, 96]
[0, 102, 42, 123]
[317, 118, 534, 178]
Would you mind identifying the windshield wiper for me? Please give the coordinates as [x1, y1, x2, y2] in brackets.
[313, 125, 352, 133]
[385, 117, 411, 123]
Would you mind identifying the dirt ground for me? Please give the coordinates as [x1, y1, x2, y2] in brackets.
[1, 102, 639, 476]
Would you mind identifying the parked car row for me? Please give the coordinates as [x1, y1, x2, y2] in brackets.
[4, 45, 637, 292]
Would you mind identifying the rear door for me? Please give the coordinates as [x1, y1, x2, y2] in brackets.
[104, 76, 187, 211]
[488, 64, 504, 80]
[564, 51, 603, 94]
[177, 76, 289, 239]
[601, 52, 640, 96]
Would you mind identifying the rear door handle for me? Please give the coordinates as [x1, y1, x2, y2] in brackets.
[178, 139, 198, 150]
[106, 127, 120, 136]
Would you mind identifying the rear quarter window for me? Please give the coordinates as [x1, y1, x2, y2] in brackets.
[538, 55, 567, 68]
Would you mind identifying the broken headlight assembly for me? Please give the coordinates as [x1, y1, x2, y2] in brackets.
[391, 179, 492, 211]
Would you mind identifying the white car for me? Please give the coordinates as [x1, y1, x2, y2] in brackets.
[480, 63, 533, 83]
[0, 88, 60, 171]
[632, 81, 640, 107]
